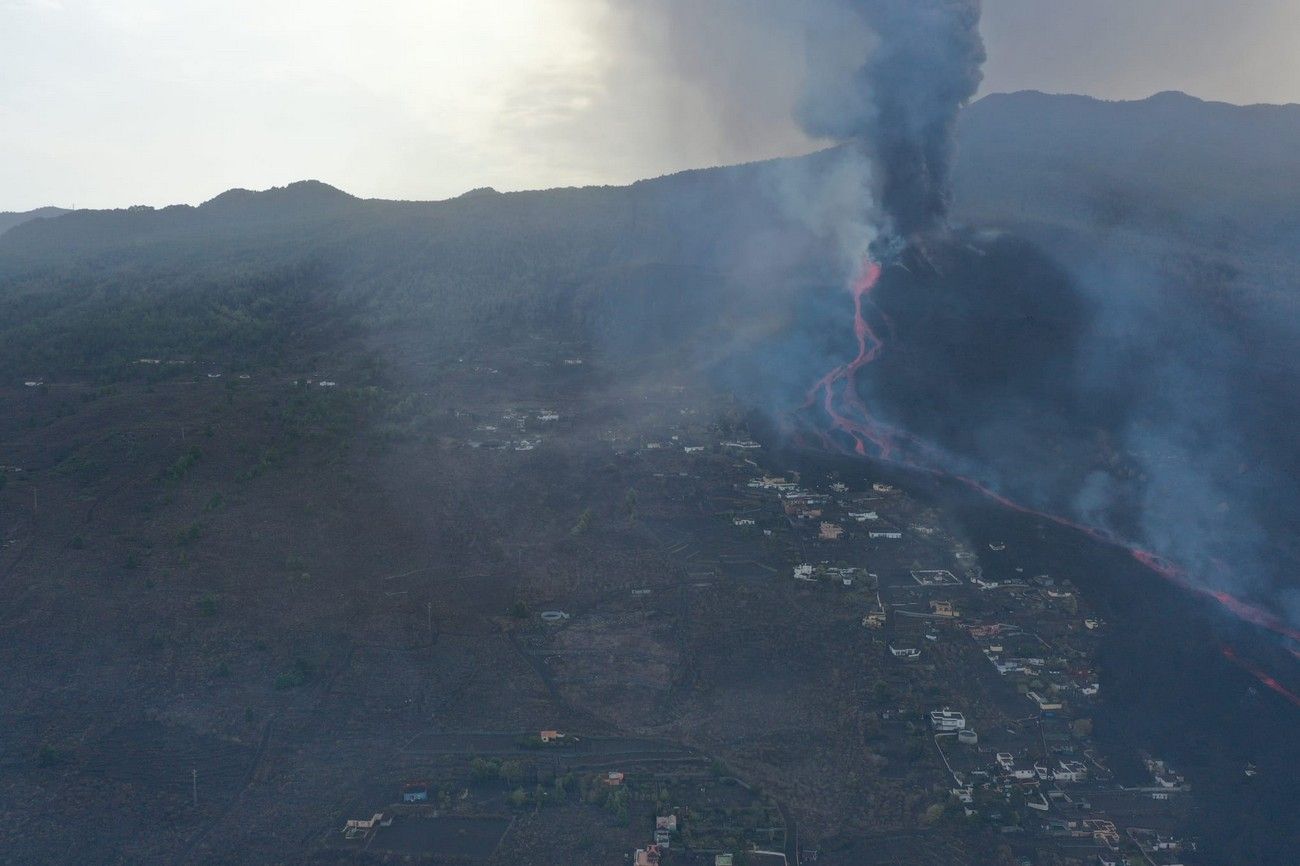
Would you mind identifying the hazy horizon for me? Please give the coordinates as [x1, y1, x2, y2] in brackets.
[5, 0, 1300, 212]
[6, 87, 1289, 215]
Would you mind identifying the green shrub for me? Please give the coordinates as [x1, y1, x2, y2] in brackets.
[36, 744, 67, 767]
[164, 446, 203, 482]
[274, 658, 315, 689]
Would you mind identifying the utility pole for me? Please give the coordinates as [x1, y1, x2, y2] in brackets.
[192, 769, 198, 807]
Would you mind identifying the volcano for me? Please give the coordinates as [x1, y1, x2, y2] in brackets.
[790, 231, 1300, 663]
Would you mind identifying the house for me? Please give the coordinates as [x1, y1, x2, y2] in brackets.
[603, 771, 625, 786]
[634, 845, 662, 866]
[655, 815, 678, 832]
[1154, 770, 1182, 789]
[929, 709, 966, 732]
[733, 518, 756, 527]
[344, 813, 391, 837]
[539, 730, 564, 744]
[345, 813, 386, 830]
[654, 830, 671, 847]
[1042, 816, 1075, 835]
[863, 608, 886, 629]
[869, 530, 903, 539]
[819, 522, 844, 540]
[401, 781, 430, 803]
[1144, 756, 1185, 789]
[1027, 691, 1063, 712]
[1053, 761, 1088, 782]
[912, 569, 959, 586]
[1088, 820, 1121, 849]
[716, 856, 735, 866]
[889, 645, 920, 660]
[996, 753, 1015, 771]
[930, 600, 960, 618]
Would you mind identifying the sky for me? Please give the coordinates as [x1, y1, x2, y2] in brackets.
[3, 0, 1300, 211]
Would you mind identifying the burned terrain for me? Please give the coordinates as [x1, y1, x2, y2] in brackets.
[2, 91, 1299, 865]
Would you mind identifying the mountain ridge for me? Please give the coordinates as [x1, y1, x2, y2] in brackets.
[0, 206, 73, 238]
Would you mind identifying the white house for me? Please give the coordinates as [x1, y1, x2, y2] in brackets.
[929, 709, 966, 732]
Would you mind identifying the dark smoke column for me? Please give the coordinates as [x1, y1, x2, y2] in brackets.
[799, 0, 985, 237]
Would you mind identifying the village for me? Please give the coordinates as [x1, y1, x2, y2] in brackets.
[0, 335, 1212, 866]
[315, 360, 1203, 866]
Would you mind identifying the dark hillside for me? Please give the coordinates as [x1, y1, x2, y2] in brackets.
[956, 90, 1300, 249]
[1, 92, 1299, 864]
[0, 206, 72, 237]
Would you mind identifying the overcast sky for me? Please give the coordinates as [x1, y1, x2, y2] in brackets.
[3, 0, 1300, 211]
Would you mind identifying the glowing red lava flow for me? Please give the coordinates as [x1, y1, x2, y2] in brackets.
[802, 261, 897, 459]
[803, 258, 1300, 648]
[1220, 645, 1300, 708]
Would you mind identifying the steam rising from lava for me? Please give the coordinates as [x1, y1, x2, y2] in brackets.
[795, 257, 1300, 704]
[775, 1, 1299, 699]
[614, 0, 1299, 700]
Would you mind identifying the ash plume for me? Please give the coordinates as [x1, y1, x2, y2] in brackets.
[599, 0, 984, 239]
[797, 0, 986, 237]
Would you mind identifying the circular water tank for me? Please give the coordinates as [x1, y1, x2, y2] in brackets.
[540, 610, 569, 623]
[958, 729, 978, 745]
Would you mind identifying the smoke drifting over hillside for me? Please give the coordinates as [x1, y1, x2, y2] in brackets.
[610, 1, 983, 236]
[644, 3, 1300, 645]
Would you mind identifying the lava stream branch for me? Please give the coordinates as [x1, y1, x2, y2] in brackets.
[1221, 645, 1300, 708]
[797, 257, 1300, 672]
